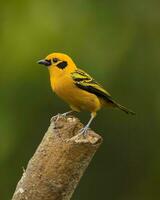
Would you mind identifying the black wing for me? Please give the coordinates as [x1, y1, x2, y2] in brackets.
[71, 69, 114, 103]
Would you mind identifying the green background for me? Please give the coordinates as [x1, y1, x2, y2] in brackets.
[0, 0, 160, 199]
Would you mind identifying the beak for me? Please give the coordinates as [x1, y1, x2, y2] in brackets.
[37, 59, 51, 66]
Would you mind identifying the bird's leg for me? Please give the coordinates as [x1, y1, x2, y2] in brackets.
[79, 112, 96, 136]
[61, 110, 74, 117]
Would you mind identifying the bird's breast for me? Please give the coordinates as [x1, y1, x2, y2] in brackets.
[50, 75, 101, 112]
[50, 75, 74, 96]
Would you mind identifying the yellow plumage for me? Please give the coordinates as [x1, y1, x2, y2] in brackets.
[38, 52, 135, 135]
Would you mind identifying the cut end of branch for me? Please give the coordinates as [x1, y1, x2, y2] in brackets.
[50, 114, 103, 145]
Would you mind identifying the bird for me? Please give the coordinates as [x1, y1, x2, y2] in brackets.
[38, 52, 135, 135]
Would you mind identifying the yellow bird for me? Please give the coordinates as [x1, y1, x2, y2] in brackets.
[38, 53, 135, 135]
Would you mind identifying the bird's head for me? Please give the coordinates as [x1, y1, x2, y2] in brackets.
[38, 53, 77, 76]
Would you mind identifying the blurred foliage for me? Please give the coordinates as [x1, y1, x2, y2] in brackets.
[0, 0, 160, 199]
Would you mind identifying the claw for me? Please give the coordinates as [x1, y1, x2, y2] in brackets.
[50, 113, 61, 122]
[61, 112, 69, 117]
[79, 126, 90, 136]
[56, 113, 62, 121]
[51, 111, 74, 122]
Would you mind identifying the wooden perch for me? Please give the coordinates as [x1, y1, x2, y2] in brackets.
[12, 115, 102, 200]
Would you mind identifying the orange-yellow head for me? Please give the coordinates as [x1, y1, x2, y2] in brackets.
[38, 53, 77, 77]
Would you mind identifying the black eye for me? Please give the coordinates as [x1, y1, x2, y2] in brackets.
[52, 58, 59, 63]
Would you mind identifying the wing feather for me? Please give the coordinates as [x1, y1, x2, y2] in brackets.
[71, 69, 114, 103]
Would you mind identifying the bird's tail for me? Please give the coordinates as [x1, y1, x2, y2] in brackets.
[116, 103, 135, 115]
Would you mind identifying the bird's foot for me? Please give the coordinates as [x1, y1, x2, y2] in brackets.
[50, 113, 61, 122]
[61, 110, 74, 117]
[78, 126, 90, 136]
[51, 111, 74, 122]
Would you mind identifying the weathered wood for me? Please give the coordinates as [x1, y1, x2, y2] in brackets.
[12, 115, 102, 200]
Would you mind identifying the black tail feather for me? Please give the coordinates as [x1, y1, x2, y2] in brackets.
[116, 103, 135, 115]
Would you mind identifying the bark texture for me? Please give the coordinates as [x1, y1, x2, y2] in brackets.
[12, 115, 102, 200]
